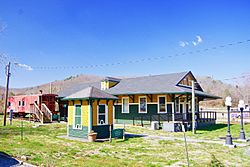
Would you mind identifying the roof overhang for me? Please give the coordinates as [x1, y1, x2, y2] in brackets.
[62, 97, 118, 101]
[108, 91, 221, 100]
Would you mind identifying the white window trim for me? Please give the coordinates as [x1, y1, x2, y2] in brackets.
[158, 95, 167, 114]
[166, 102, 174, 113]
[97, 104, 108, 125]
[73, 104, 82, 129]
[178, 102, 186, 113]
[139, 96, 147, 113]
[88, 104, 91, 133]
[113, 105, 115, 124]
[122, 97, 129, 113]
[180, 102, 186, 113]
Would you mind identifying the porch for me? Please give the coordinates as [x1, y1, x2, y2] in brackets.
[131, 111, 217, 128]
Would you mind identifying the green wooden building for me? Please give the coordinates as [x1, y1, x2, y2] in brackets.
[59, 71, 220, 132]
[104, 71, 220, 125]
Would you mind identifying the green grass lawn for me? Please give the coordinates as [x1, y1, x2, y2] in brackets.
[0, 117, 250, 167]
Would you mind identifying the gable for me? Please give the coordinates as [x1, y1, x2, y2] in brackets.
[177, 72, 203, 91]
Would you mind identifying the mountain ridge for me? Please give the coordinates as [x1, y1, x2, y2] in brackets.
[0, 74, 247, 108]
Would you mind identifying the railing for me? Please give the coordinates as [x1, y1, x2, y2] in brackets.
[30, 103, 44, 123]
[132, 111, 217, 127]
[197, 111, 217, 123]
[41, 103, 52, 123]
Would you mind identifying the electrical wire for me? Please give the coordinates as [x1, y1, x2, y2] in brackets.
[30, 39, 250, 70]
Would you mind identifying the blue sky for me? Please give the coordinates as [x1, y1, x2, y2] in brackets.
[0, 0, 250, 88]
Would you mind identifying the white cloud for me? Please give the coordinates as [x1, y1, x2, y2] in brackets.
[192, 41, 197, 46]
[14, 63, 33, 71]
[197, 35, 202, 43]
[179, 41, 189, 47]
[179, 35, 203, 47]
[192, 35, 203, 46]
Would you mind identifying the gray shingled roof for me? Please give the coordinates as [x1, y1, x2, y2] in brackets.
[105, 71, 219, 99]
[105, 71, 189, 95]
[58, 81, 101, 97]
[59, 71, 220, 99]
[62, 86, 118, 100]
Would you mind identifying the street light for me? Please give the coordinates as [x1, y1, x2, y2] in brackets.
[238, 100, 246, 140]
[225, 96, 234, 146]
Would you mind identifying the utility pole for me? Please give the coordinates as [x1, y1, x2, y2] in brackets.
[3, 62, 11, 126]
[192, 80, 196, 134]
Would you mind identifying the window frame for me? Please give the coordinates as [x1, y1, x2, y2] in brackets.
[158, 95, 167, 113]
[138, 96, 147, 113]
[122, 97, 129, 113]
[97, 104, 108, 125]
[179, 102, 185, 114]
[73, 104, 82, 129]
[166, 102, 174, 113]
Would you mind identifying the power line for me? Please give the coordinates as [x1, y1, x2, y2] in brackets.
[223, 74, 250, 81]
[30, 39, 250, 70]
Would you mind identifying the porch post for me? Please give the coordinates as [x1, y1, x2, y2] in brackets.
[185, 95, 188, 121]
[192, 80, 196, 134]
[172, 94, 175, 122]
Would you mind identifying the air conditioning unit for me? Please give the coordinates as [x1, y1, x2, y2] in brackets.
[151, 121, 160, 130]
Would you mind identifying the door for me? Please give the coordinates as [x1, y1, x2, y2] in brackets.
[185, 104, 189, 120]
[74, 105, 82, 129]
[179, 103, 185, 120]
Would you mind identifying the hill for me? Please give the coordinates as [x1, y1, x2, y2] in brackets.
[10, 74, 104, 95]
[197, 76, 247, 107]
[0, 74, 103, 112]
[0, 74, 248, 110]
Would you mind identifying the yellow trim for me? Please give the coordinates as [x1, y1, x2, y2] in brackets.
[108, 100, 113, 124]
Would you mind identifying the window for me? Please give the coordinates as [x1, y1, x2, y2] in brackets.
[175, 97, 179, 113]
[22, 101, 25, 106]
[101, 81, 108, 90]
[186, 104, 189, 113]
[179, 103, 185, 113]
[74, 105, 82, 129]
[98, 105, 108, 125]
[139, 96, 147, 113]
[18, 101, 21, 107]
[122, 97, 129, 113]
[158, 96, 166, 113]
[166, 103, 174, 113]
